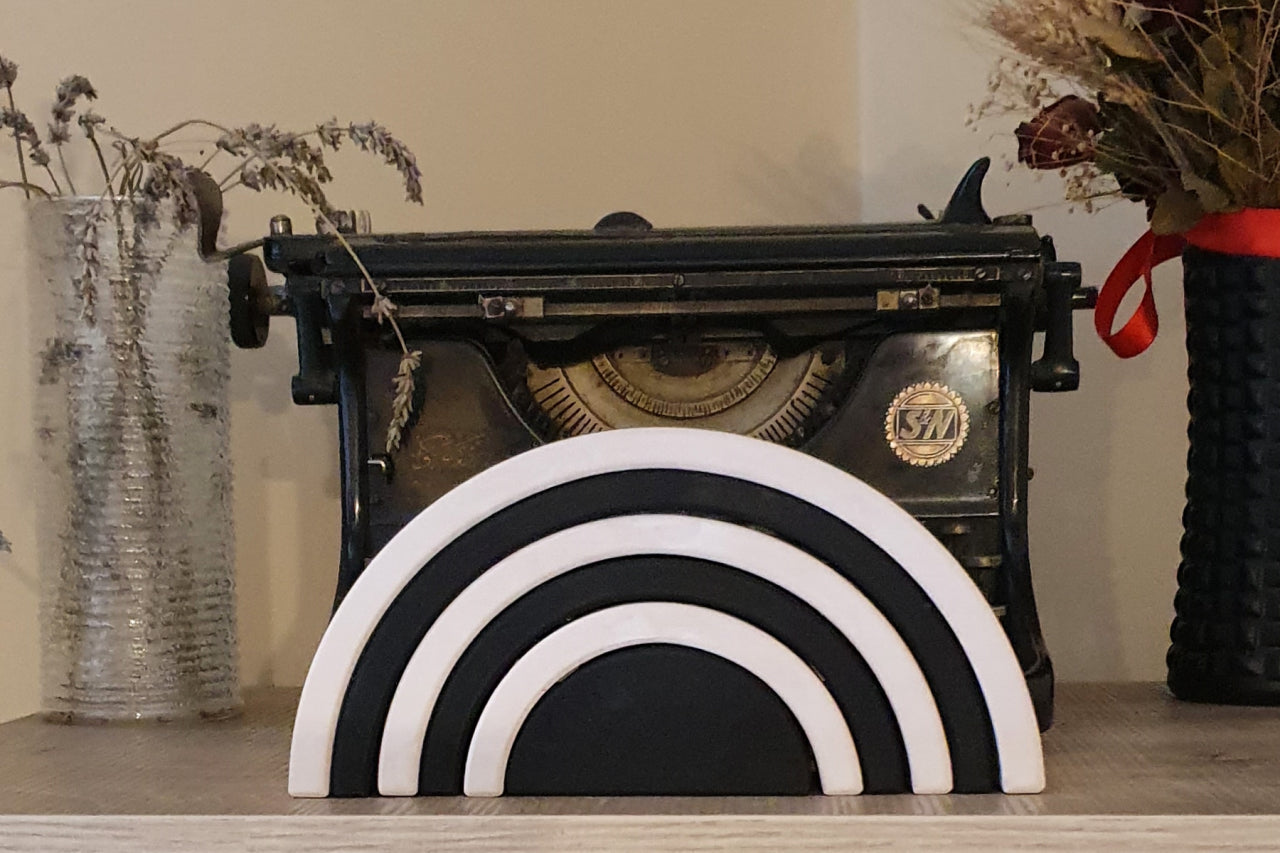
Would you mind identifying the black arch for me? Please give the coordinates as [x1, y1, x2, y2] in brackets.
[418, 556, 908, 795]
[507, 644, 816, 795]
[330, 470, 997, 796]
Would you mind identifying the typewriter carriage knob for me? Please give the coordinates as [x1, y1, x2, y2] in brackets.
[227, 253, 272, 349]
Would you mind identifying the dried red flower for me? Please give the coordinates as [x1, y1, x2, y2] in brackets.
[1015, 95, 1102, 170]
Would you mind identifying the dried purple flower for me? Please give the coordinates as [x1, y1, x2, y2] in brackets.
[4, 108, 50, 168]
[51, 75, 96, 123]
[238, 163, 262, 191]
[316, 119, 343, 149]
[217, 123, 284, 158]
[0, 56, 26, 195]
[385, 349, 422, 454]
[122, 139, 200, 228]
[371, 291, 397, 324]
[0, 528, 11, 553]
[234, 155, 334, 215]
[74, 212, 100, 324]
[77, 111, 105, 138]
[1, 106, 37, 144]
[2, 104, 59, 190]
[215, 127, 249, 156]
[346, 121, 423, 204]
[220, 122, 333, 184]
[48, 75, 97, 185]
[273, 164, 332, 213]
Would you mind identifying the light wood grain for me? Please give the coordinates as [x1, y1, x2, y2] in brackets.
[6, 815, 1280, 852]
[2, 685, 1280, 850]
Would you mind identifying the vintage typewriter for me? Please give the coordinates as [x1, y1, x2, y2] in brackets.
[234, 159, 1094, 729]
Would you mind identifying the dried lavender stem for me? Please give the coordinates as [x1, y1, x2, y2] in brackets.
[4, 84, 29, 198]
[102, 121, 237, 194]
[118, 161, 134, 196]
[55, 146, 76, 195]
[195, 147, 221, 173]
[87, 135, 112, 191]
[151, 118, 234, 144]
[214, 162, 242, 190]
[0, 179, 51, 198]
[41, 163, 62, 195]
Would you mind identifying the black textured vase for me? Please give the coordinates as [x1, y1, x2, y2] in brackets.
[1168, 246, 1280, 705]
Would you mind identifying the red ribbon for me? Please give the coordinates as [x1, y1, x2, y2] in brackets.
[1096, 209, 1280, 358]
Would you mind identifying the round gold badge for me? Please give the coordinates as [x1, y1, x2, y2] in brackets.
[885, 382, 970, 467]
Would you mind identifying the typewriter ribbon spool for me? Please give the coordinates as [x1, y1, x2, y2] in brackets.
[289, 427, 1044, 797]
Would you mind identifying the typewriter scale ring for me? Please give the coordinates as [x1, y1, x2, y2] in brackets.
[521, 335, 849, 444]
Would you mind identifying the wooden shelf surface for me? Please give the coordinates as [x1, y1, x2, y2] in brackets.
[2, 684, 1280, 850]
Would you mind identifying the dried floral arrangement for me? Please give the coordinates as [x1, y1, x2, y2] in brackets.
[0, 52, 424, 453]
[973, 0, 1280, 234]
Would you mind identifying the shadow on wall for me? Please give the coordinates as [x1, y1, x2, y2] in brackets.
[231, 328, 340, 689]
[735, 133, 861, 224]
[1029, 274, 1187, 681]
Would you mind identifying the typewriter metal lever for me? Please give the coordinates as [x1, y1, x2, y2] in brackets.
[1031, 235, 1097, 393]
[939, 157, 993, 225]
[1032, 261, 1083, 392]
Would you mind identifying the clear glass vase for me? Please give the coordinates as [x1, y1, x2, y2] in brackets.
[29, 197, 240, 722]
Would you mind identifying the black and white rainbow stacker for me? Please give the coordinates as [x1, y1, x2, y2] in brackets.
[289, 427, 1044, 797]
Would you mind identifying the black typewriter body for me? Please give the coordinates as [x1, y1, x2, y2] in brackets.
[249, 160, 1092, 729]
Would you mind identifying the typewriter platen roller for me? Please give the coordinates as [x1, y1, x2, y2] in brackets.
[249, 158, 1095, 730]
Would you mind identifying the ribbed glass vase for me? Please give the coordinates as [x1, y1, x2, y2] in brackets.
[29, 197, 239, 722]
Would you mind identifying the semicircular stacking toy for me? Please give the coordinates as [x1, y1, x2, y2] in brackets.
[289, 427, 1044, 797]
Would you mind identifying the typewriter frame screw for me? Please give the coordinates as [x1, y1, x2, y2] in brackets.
[367, 454, 394, 483]
[478, 295, 546, 321]
[481, 296, 520, 320]
[270, 214, 293, 236]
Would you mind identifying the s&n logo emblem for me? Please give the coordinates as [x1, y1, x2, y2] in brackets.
[885, 382, 970, 467]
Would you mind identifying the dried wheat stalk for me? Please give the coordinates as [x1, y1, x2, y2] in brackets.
[974, 0, 1280, 230]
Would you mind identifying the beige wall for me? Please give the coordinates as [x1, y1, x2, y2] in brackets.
[0, 0, 1188, 724]
[0, 0, 860, 722]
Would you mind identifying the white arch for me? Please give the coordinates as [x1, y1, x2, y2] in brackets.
[462, 602, 862, 796]
[289, 428, 1043, 797]
[375, 514, 950, 795]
